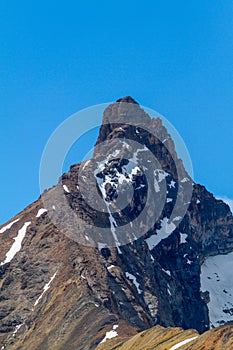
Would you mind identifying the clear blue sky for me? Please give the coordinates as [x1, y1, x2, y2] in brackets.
[0, 0, 232, 224]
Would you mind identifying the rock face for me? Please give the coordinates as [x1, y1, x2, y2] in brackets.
[0, 97, 233, 349]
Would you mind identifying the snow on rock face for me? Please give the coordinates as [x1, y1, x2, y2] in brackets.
[154, 169, 169, 183]
[201, 252, 233, 327]
[126, 272, 142, 294]
[180, 233, 188, 244]
[82, 160, 91, 170]
[169, 336, 198, 350]
[107, 204, 122, 254]
[34, 271, 58, 306]
[180, 177, 189, 183]
[94, 156, 141, 253]
[94, 145, 149, 201]
[0, 222, 31, 265]
[63, 185, 70, 193]
[172, 216, 182, 222]
[98, 242, 107, 252]
[162, 268, 171, 276]
[36, 208, 47, 218]
[146, 217, 176, 250]
[128, 145, 148, 164]
[154, 169, 169, 193]
[13, 324, 23, 337]
[0, 219, 20, 234]
[95, 159, 141, 195]
[94, 147, 177, 252]
[100, 325, 119, 344]
[168, 180, 176, 189]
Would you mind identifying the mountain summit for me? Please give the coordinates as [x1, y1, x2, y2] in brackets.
[116, 96, 139, 104]
[0, 99, 233, 350]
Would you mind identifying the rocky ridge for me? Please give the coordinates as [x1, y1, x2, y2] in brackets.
[97, 324, 233, 350]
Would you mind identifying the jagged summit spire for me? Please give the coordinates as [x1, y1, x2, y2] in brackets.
[116, 96, 139, 104]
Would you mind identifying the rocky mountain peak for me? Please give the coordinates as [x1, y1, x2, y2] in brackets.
[115, 96, 139, 104]
[0, 98, 233, 349]
[94, 98, 187, 187]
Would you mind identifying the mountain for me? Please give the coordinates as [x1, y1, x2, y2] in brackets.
[0, 97, 233, 350]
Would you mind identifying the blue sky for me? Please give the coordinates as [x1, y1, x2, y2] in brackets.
[0, 0, 232, 224]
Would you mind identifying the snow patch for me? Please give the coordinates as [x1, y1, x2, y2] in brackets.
[63, 185, 70, 193]
[1, 222, 31, 265]
[126, 272, 142, 294]
[135, 184, 146, 190]
[154, 169, 169, 182]
[0, 219, 20, 234]
[94, 167, 124, 253]
[201, 252, 233, 327]
[180, 233, 188, 244]
[82, 160, 90, 170]
[111, 149, 120, 157]
[100, 325, 119, 344]
[107, 205, 122, 254]
[146, 218, 176, 250]
[173, 216, 182, 222]
[169, 336, 198, 350]
[98, 242, 107, 251]
[121, 140, 130, 149]
[13, 324, 23, 337]
[154, 180, 160, 193]
[168, 180, 176, 188]
[34, 271, 57, 306]
[180, 177, 189, 183]
[36, 208, 47, 218]
[162, 268, 171, 276]
[129, 146, 148, 164]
